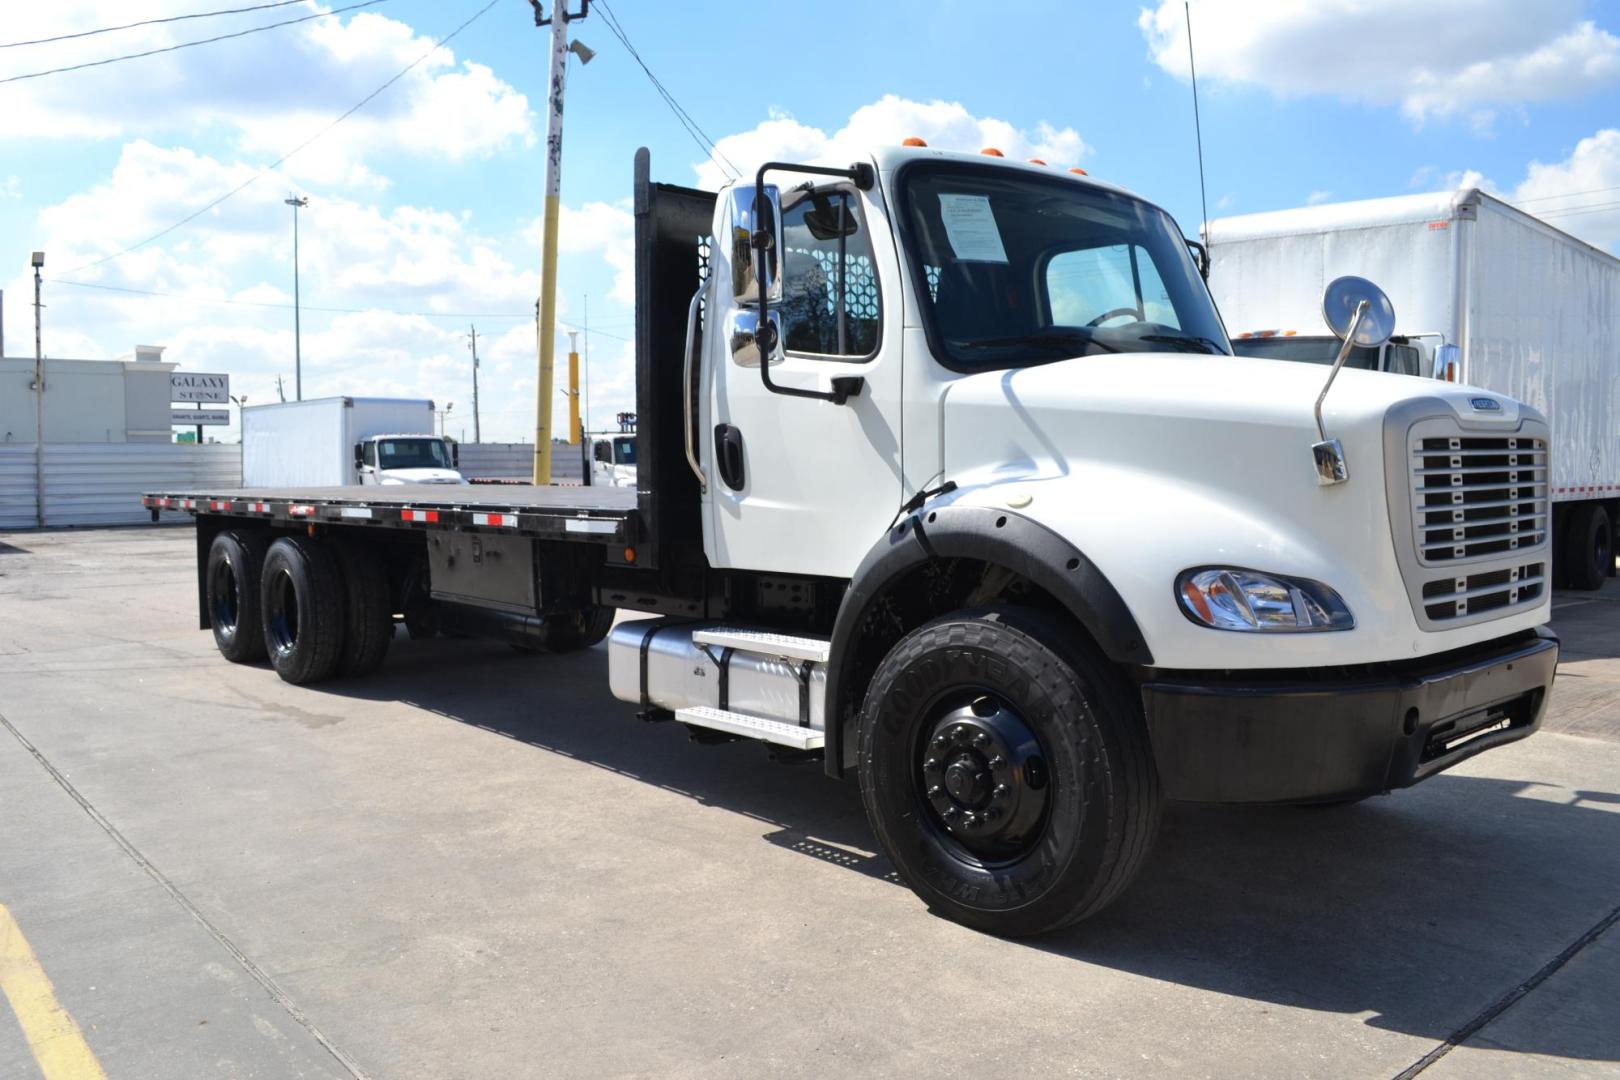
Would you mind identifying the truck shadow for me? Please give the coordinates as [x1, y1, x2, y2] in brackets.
[324, 635, 1620, 1066]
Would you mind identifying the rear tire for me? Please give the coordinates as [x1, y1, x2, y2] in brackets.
[332, 539, 393, 676]
[260, 536, 345, 685]
[857, 606, 1162, 937]
[1563, 503, 1612, 591]
[206, 530, 270, 662]
[537, 606, 615, 652]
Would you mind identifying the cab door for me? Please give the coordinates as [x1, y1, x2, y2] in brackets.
[704, 177, 905, 579]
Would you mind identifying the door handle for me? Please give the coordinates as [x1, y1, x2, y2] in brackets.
[714, 424, 745, 490]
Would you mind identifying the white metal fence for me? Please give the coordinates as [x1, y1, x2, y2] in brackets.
[0, 443, 242, 529]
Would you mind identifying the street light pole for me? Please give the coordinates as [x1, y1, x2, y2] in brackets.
[31, 251, 44, 528]
[467, 324, 482, 444]
[285, 194, 308, 401]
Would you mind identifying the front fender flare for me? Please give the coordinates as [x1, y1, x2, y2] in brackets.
[822, 504, 1151, 777]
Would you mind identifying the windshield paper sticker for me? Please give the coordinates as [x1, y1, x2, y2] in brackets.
[938, 194, 1008, 263]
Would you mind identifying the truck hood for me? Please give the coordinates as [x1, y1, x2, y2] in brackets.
[379, 467, 466, 485]
[939, 352, 1520, 488]
[937, 351, 1546, 669]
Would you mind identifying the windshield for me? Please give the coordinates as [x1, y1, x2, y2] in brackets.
[898, 163, 1229, 369]
[376, 438, 451, 470]
[1231, 335, 1374, 369]
[613, 437, 637, 465]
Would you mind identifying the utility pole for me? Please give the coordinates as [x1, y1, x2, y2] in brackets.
[582, 293, 590, 439]
[275, 374, 287, 403]
[467, 324, 482, 443]
[30, 251, 44, 528]
[285, 194, 308, 400]
[528, 0, 592, 484]
[565, 330, 581, 443]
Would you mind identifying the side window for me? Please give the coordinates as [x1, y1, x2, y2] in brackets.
[1046, 245, 1180, 329]
[779, 190, 881, 358]
[1385, 343, 1421, 377]
[362, 442, 376, 467]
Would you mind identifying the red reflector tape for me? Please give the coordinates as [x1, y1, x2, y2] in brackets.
[248, 502, 270, 513]
[472, 512, 517, 527]
[288, 504, 316, 517]
[210, 500, 232, 511]
[401, 509, 440, 523]
[180, 498, 197, 510]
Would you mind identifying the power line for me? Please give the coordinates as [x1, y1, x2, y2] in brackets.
[1185, 1, 1209, 242]
[591, 0, 739, 181]
[47, 278, 632, 339]
[0, 0, 389, 85]
[0, 1, 310, 49]
[65, 0, 498, 275]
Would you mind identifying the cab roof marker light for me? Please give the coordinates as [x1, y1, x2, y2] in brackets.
[980, 147, 1004, 157]
[1069, 167, 1088, 176]
[1027, 158, 1047, 166]
[902, 136, 927, 147]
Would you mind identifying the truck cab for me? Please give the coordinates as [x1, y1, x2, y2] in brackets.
[354, 434, 465, 486]
[587, 433, 637, 488]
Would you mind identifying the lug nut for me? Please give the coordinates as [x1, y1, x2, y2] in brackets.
[993, 783, 1009, 799]
[942, 806, 959, 819]
[928, 784, 943, 797]
[923, 756, 940, 771]
[973, 732, 991, 747]
[988, 755, 1006, 769]
[983, 807, 1001, 821]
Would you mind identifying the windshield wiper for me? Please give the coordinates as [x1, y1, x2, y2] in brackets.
[1138, 333, 1227, 355]
[956, 331, 1120, 354]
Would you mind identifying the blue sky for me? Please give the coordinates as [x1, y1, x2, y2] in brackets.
[4, 0, 1620, 442]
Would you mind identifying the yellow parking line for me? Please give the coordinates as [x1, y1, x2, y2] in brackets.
[0, 903, 107, 1080]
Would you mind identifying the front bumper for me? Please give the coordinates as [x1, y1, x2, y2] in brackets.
[1140, 628, 1558, 804]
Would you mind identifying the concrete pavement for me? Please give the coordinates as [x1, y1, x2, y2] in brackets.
[0, 527, 1615, 1079]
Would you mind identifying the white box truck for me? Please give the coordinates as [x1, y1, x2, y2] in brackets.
[150, 147, 1558, 937]
[241, 397, 465, 487]
[1207, 188, 1620, 588]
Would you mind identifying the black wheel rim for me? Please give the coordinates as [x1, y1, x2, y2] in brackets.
[916, 690, 1051, 865]
[209, 556, 239, 635]
[266, 568, 299, 656]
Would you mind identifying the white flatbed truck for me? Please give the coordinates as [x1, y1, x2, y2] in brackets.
[150, 147, 1559, 936]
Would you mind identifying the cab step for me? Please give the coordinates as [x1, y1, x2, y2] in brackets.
[674, 706, 825, 750]
[690, 627, 831, 663]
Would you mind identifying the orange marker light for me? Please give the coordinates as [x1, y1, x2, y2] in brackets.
[980, 147, 1004, 157]
[1027, 158, 1047, 166]
[1069, 167, 1088, 176]
[902, 136, 928, 147]
[623, 546, 637, 564]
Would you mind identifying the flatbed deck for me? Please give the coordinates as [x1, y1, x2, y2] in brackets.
[144, 483, 638, 544]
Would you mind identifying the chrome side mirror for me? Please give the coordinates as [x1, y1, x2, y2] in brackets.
[1312, 276, 1397, 486]
[1433, 342, 1460, 381]
[728, 309, 783, 368]
[731, 184, 782, 305]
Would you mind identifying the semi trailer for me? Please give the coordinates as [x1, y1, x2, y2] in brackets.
[1207, 188, 1620, 589]
[148, 147, 1558, 937]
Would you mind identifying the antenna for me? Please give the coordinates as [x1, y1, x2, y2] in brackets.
[1185, 1, 1210, 242]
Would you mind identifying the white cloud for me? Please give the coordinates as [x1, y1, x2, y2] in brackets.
[532, 200, 636, 306]
[1510, 129, 1620, 251]
[1305, 190, 1332, 205]
[695, 95, 1091, 189]
[1138, 1, 1620, 125]
[0, 5, 534, 180]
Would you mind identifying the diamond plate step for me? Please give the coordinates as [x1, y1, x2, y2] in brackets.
[675, 706, 825, 750]
[691, 627, 830, 663]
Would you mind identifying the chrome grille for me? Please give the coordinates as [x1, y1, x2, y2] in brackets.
[1410, 434, 1548, 565]
[1419, 561, 1546, 622]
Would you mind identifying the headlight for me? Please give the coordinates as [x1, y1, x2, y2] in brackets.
[1176, 568, 1354, 632]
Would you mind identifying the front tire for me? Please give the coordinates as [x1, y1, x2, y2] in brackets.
[857, 607, 1161, 937]
[206, 529, 270, 662]
[260, 536, 345, 685]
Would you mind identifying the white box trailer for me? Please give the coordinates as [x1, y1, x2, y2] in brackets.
[1207, 189, 1620, 588]
[242, 397, 454, 487]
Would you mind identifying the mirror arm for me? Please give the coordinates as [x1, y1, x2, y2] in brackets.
[1314, 300, 1367, 443]
[752, 160, 874, 406]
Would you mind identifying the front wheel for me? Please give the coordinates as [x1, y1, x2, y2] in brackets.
[857, 607, 1162, 937]
[536, 606, 615, 652]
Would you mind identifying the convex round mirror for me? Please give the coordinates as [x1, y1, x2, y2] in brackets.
[1321, 276, 1396, 348]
